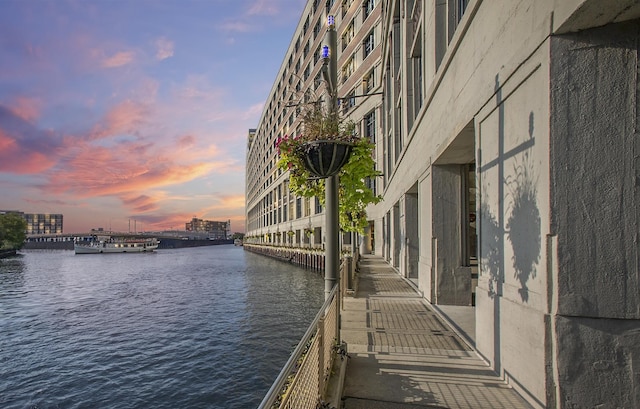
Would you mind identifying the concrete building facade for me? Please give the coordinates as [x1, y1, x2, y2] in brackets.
[1, 210, 63, 235]
[245, 0, 383, 249]
[369, 1, 640, 407]
[246, 0, 640, 407]
[185, 217, 229, 239]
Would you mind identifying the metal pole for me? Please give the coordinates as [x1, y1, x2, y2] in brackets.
[324, 16, 340, 301]
[325, 175, 339, 298]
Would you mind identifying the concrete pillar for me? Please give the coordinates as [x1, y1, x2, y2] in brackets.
[549, 20, 640, 408]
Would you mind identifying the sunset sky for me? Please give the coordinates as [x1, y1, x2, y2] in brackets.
[0, 0, 305, 233]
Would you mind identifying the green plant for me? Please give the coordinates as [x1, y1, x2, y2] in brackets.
[276, 103, 357, 196]
[0, 213, 27, 250]
[277, 108, 382, 234]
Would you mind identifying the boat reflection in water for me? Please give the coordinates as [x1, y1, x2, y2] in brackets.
[74, 235, 159, 254]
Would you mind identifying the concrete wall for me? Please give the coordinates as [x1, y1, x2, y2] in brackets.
[549, 20, 640, 408]
[405, 191, 419, 279]
[474, 29, 552, 406]
[418, 170, 435, 302]
[432, 165, 471, 305]
[366, 0, 640, 406]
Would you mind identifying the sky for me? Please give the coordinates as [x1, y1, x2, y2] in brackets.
[0, 0, 305, 234]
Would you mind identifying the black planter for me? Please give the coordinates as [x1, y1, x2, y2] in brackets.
[299, 140, 353, 178]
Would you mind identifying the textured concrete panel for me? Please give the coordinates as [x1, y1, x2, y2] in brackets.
[550, 20, 640, 319]
[432, 165, 471, 305]
[555, 315, 640, 408]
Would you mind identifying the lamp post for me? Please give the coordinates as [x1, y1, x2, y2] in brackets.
[323, 15, 339, 301]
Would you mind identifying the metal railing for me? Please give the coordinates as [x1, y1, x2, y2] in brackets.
[258, 285, 339, 409]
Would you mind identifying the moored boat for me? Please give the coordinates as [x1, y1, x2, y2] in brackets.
[74, 236, 159, 254]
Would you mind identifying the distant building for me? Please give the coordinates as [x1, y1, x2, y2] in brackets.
[1, 210, 63, 235]
[185, 218, 229, 239]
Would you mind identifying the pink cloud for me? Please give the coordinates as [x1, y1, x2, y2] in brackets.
[247, 0, 279, 16]
[0, 105, 60, 174]
[10, 96, 41, 122]
[120, 194, 160, 212]
[219, 21, 253, 33]
[102, 51, 135, 68]
[155, 37, 174, 60]
[47, 138, 216, 198]
[0, 129, 55, 174]
[177, 135, 195, 149]
[221, 194, 245, 208]
[90, 100, 148, 140]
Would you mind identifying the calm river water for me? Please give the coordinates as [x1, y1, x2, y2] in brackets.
[0, 246, 325, 409]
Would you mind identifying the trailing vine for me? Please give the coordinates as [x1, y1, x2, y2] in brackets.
[276, 104, 382, 234]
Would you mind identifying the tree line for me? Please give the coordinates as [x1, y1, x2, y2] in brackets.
[0, 213, 27, 250]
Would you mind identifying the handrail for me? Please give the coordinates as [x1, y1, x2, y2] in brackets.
[257, 285, 338, 409]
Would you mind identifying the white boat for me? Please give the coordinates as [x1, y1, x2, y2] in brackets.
[74, 236, 159, 254]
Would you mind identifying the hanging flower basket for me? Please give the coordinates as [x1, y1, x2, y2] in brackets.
[298, 140, 353, 178]
[274, 101, 382, 233]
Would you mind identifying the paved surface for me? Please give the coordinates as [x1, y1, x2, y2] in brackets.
[339, 255, 532, 409]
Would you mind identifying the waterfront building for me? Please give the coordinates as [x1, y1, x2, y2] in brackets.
[245, 0, 382, 249]
[1, 210, 63, 235]
[246, 0, 640, 407]
[185, 217, 229, 239]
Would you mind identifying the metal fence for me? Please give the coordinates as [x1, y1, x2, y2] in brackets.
[258, 285, 339, 409]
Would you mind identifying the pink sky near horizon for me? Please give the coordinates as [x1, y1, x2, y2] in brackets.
[0, 0, 305, 233]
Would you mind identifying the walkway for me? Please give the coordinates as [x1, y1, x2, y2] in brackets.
[339, 255, 532, 409]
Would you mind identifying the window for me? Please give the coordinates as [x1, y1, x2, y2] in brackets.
[304, 198, 311, 217]
[314, 71, 322, 90]
[342, 0, 352, 17]
[342, 89, 356, 114]
[363, 0, 375, 21]
[326, 0, 335, 14]
[303, 64, 311, 80]
[457, 0, 470, 22]
[363, 30, 375, 59]
[341, 54, 355, 83]
[364, 110, 375, 143]
[413, 54, 423, 113]
[462, 163, 477, 266]
[363, 68, 375, 93]
[341, 20, 354, 51]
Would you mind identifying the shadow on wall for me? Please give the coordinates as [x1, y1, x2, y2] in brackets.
[480, 110, 541, 303]
[480, 197, 502, 298]
[505, 112, 541, 303]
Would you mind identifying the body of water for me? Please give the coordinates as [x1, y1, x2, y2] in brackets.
[0, 246, 324, 408]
